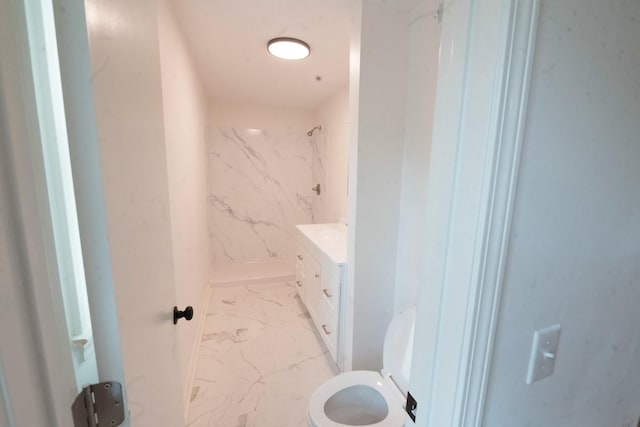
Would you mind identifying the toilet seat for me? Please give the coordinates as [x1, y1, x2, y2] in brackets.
[307, 370, 407, 427]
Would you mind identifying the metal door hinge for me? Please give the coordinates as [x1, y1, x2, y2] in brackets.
[72, 381, 124, 426]
[406, 391, 417, 423]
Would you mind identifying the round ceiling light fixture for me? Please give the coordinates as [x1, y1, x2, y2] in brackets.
[267, 37, 310, 60]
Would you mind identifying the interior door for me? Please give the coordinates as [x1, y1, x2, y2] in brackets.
[0, 97, 52, 425]
[1, 0, 132, 425]
[0, 3, 53, 426]
[0, 0, 185, 425]
[53, 0, 186, 425]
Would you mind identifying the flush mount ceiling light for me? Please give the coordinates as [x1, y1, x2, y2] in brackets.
[267, 37, 310, 60]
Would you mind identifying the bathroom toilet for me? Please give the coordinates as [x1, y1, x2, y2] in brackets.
[307, 305, 416, 427]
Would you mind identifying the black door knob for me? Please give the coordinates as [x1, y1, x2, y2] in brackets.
[173, 306, 193, 324]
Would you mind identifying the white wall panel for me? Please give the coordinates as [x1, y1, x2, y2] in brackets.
[484, 1, 640, 425]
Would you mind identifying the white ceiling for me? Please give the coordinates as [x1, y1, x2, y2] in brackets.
[170, 0, 351, 110]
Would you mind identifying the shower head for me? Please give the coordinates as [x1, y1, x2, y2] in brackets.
[307, 125, 322, 137]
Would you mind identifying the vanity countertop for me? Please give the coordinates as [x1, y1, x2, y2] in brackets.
[295, 223, 347, 266]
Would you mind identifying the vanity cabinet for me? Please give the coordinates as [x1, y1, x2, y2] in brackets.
[295, 244, 321, 321]
[316, 262, 342, 359]
[295, 224, 346, 370]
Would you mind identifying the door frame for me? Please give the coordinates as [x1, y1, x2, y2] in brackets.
[408, 0, 541, 425]
[51, 0, 129, 406]
[7, 0, 543, 424]
[6, 1, 79, 424]
[6, 0, 129, 425]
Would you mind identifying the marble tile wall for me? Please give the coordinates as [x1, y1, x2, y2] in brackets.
[207, 128, 314, 266]
[310, 128, 327, 222]
[311, 88, 350, 224]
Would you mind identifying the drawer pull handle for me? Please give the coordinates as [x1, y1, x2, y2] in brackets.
[296, 280, 303, 287]
[321, 324, 331, 335]
[315, 273, 320, 278]
[297, 255, 303, 260]
[322, 289, 332, 298]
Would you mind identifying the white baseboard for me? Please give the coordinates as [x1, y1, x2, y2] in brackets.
[212, 273, 296, 287]
[210, 259, 295, 287]
[183, 284, 212, 422]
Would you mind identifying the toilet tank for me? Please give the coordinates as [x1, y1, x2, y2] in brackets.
[382, 305, 416, 394]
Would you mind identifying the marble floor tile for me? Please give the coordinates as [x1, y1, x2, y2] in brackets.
[187, 281, 337, 427]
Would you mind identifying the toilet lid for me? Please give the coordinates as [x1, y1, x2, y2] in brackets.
[308, 371, 406, 427]
[382, 305, 416, 395]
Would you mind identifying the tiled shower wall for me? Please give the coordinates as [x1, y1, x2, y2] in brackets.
[310, 127, 327, 222]
[207, 127, 314, 267]
[311, 88, 350, 224]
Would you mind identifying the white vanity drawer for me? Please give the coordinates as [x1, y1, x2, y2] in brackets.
[317, 302, 338, 360]
[319, 270, 339, 312]
[297, 244, 321, 321]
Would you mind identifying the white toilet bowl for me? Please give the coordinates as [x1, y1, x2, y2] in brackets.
[307, 306, 416, 427]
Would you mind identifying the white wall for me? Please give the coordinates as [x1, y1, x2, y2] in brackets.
[483, 1, 640, 425]
[348, 0, 410, 370]
[312, 87, 350, 224]
[394, 0, 441, 311]
[85, 0, 185, 424]
[157, 0, 210, 412]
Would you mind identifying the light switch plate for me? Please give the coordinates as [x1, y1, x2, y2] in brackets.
[526, 324, 561, 384]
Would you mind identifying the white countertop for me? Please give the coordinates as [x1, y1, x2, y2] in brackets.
[295, 223, 347, 265]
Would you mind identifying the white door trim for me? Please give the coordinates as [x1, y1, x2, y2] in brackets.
[6, 1, 79, 425]
[7, 0, 130, 425]
[408, 0, 541, 425]
[52, 0, 129, 413]
[458, 1, 541, 425]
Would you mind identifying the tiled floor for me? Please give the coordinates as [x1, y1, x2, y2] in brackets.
[187, 280, 337, 427]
